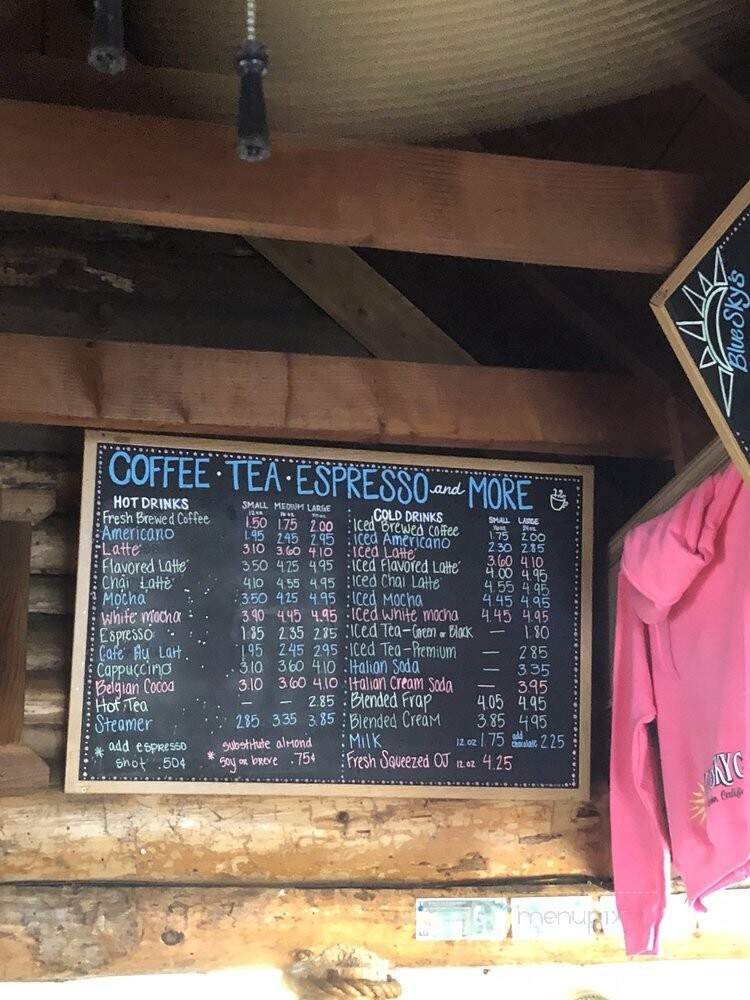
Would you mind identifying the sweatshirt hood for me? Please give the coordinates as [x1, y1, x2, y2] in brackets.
[621, 462, 743, 624]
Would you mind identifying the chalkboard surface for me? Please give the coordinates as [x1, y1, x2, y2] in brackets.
[652, 180, 750, 488]
[66, 432, 592, 799]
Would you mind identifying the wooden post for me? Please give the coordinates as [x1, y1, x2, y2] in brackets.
[0, 520, 31, 743]
[0, 487, 53, 793]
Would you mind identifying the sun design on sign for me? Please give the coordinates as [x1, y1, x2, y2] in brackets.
[676, 248, 737, 417]
[690, 781, 708, 824]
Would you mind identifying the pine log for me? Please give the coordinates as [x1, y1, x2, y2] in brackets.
[26, 614, 72, 672]
[20, 724, 63, 762]
[0, 884, 599, 979]
[0, 486, 55, 523]
[3, 883, 750, 980]
[30, 516, 77, 575]
[0, 454, 79, 511]
[0, 745, 49, 796]
[23, 673, 66, 726]
[0, 783, 609, 884]
[28, 575, 74, 615]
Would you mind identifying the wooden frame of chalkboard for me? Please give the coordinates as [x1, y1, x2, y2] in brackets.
[651, 180, 750, 489]
[66, 431, 593, 800]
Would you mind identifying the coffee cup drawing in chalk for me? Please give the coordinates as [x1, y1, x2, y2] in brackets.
[677, 248, 749, 417]
[550, 489, 569, 512]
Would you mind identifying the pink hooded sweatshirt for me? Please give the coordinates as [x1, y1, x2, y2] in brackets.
[611, 462, 748, 955]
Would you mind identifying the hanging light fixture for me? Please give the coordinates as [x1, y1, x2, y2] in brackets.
[236, 0, 271, 161]
[88, 0, 127, 75]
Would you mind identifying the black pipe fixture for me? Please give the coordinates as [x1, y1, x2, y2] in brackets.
[88, 0, 126, 75]
[236, 0, 271, 161]
[85, 0, 271, 161]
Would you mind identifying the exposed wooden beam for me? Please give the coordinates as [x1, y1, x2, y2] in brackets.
[0, 885, 600, 977]
[0, 97, 701, 271]
[38, 9, 465, 366]
[250, 240, 474, 363]
[0, 51, 235, 123]
[3, 19, 469, 366]
[0, 333, 672, 457]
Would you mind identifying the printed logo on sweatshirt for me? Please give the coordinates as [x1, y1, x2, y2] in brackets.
[677, 249, 749, 417]
[691, 750, 744, 823]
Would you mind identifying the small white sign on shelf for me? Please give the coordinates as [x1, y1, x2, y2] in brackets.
[415, 897, 510, 941]
[511, 895, 594, 941]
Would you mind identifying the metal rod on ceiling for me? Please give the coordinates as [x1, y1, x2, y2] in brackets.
[88, 0, 127, 75]
[236, 0, 271, 161]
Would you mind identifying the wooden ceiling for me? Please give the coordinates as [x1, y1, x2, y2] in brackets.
[4, 2, 749, 139]
[0, 0, 748, 471]
[62, 0, 750, 140]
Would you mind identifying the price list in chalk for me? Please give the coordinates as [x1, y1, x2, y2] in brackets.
[70, 437, 591, 795]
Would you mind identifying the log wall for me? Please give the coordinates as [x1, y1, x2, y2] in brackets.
[2, 449, 612, 884]
[2, 884, 748, 981]
[4, 447, 750, 977]
[33, 441, 750, 984]
[0, 786, 610, 885]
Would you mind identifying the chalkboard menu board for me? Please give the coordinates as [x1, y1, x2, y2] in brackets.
[66, 432, 592, 799]
[652, 180, 750, 488]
